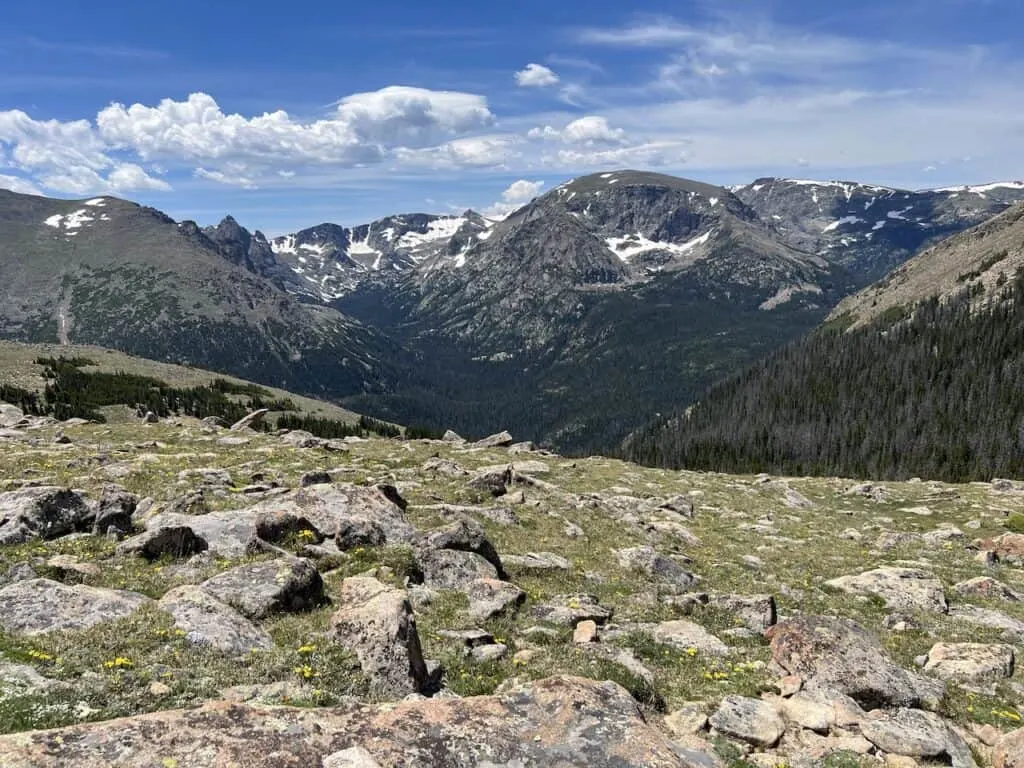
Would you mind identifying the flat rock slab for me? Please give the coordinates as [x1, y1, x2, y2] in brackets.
[464, 578, 525, 621]
[924, 642, 1015, 682]
[825, 566, 948, 613]
[861, 708, 977, 768]
[768, 615, 944, 709]
[532, 594, 613, 627]
[0, 676, 700, 767]
[504, 551, 571, 573]
[159, 585, 273, 655]
[0, 579, 151, 635]
[709, 695, 784, 747]
[200, 558, 325, 620]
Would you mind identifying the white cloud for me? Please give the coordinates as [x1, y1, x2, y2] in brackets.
[529, 116, 626, 146]
[334, 86, 495, 145]
[484, 179, 545, 218]
[515, 63, 560, 88]
[0, 174, 42, 195]
[195, 167, 258, 189]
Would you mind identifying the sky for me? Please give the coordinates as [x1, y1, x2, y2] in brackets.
[0, 0, 1022, 234]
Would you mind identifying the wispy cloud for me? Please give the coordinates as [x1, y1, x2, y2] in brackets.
[20, 36, 169, 60]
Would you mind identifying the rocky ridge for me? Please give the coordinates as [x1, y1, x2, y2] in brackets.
[0, 402, 1021, 766]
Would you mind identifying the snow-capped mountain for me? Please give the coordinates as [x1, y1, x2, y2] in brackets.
[269, 211, 494, 300]
[733, 178, 1024, 281]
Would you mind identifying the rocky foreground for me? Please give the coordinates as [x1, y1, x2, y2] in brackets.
[0, 403, 1022, 766]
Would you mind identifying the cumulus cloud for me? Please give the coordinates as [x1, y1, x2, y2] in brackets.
[515, 63, 560, 88]
[529, 116, 627, 145]
[0, 86, 501, 196]
[484, 179, 545, 218]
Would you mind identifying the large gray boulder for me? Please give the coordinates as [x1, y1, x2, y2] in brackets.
[709, 695, 785, 747]
[330, 576, 430, 699]
[615, 546, 699, 591]
[159, 585, 274, 655]
[200, 558, 325, 620]
[0, 487, 92, 545]
[924, 642, 1015, 682]
[861, 708, 977, 768]
[0, 579, 151, 635]
[768, 615, 944, 709]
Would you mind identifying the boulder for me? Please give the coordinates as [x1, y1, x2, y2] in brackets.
[985, 533, 1024, 564]
[422, 519, 504, 576]
[532, 594, 613, 627]
[92, 485, 138, 535]
[441, 429, 465, 443]
[768, 615, 944, 709]
[230, 408, 269, 431]
[709, 594, 777, 631]
[465, 578, 525, 621]
[472, 430, 515, 448]
[0, 579, 151, 635]
[0, 487, 92, 544]
[418, 549, 498, 590]
[254, 510, 324, 546]
[949, 604, 1024, 643]
[953, 576, 1021, 602]
[330, 577, 430, 699]
[467, 467, 511, 497]
[200, 558, 325, 620]
[709, 695, 785, 747]
[861, 709, 977, 768]
[825, 567, 948, 613]
[0, 676, 701, 767]
[615, 546, 699, 591]
[323, 747, 382, 768]
[504, 551, 571, 573]
[923, 642, 1014, 682]
[159, 585, 273, 655]
[0, 403, 25, 428]
[650, 620, 730, 657]
[117, 525, 208, 560]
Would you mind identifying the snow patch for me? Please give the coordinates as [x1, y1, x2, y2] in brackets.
[934, 181, 1024, 194]
[823, 216, 863, 232]
[872, 220, 887, 231]
[83, 198, 106, 207]
[397, 217, 465, 248]
[708, 197, 719, 207]
[606, 231, 711, 264]
[887, 206, 913, 221]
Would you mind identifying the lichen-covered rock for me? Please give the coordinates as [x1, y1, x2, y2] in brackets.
[418, 549, 499, 590]
[861, 708, 977, 768]
[0, 676, 697, 767]
[504, 551, 571, 573]
[473, 430, 514, 448]
[200, 557, 325, 620]
[0, 487, 92, 544]
[646, 620, 729, 657]
[709, 594, 777, 631]
[923, 642, 1015, 682]
[709, 695, 784, 747]
[768, 615, 944, 709]
[421, 519, 505, 577]
[464, 578, 525, 621]
[117, 524, 208, 560]
[953, 577, 1021, 602]
[159, 585, 274, 654]
[825, 566, 948, 613]
[92, 485, 138, 535]
[994, 728, 1024, 768]
[615, 546, 699, 591]
[532, 594, 613, 627]
[0, 579, 151, 635]
[329, 577, 429, 699]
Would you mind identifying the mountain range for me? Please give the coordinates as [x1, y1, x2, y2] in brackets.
[1, 172, 1022, 453]
[623, 201, 1024, 481]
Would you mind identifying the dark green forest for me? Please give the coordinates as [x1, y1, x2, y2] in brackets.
[623, 271, 1024, 482]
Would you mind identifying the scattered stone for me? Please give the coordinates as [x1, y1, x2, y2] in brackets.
[216, 436, 251, 447]
[861, 708, 977, 768]
[464, 578, 525, 621]
[44, 555, 101, 581]
[650, 619, 729, 656]
[924, 642, 1015, 682]
[117, 524, 208, 560]
[159, 586, 273, 654]
[709, 594, 777, 631]
[783, 488, 814, 508]
[422, 457, 469, 476]
[532, 594, 613, 627]
[200, 557, 325, 620]
[954, 577, 1021, 602]
[329, 576, 430, 698]
[230, 409, 268, 431]
[985, 532, 1024, 564]
[468, 643, 508, 663]
[441, 429, 464, 443]
[948, 605, 1024, 643]
[0, 579, 151, 635]
[709, 695, 785, 747]
[825, 566, 948, 613]
[299, 470, 332, 487]
[162, 489, 209, 516]
[0, 487, 91, 544]
[615, 546, 698, 590]
[0, 403, 25, 428]
[254, 510, 324, 546]
[422, 519, 504, 576]
[573, 620, 599, 644]
[472, 430, 514, 448]
[418, 548, 499, 590]
[664, 704, 709, 737]
[768, 615, 944, 709]
[468, 466, 511, 497]
[779, 691, 834, 733]
[92, 485, 137, 535]
[504, 551, 571, 573]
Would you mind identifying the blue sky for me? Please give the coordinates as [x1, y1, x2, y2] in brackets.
[0, 0, 1021, 233]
